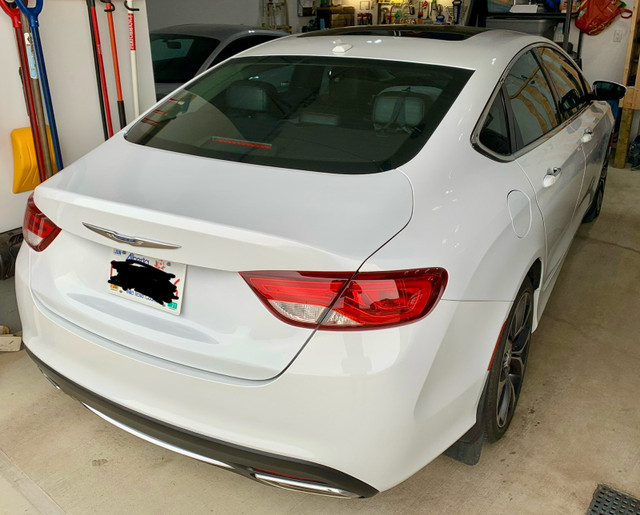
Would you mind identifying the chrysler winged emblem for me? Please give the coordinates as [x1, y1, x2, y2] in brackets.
[82, 223, 181, 250]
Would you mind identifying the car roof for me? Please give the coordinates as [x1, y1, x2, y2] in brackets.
[241, 26, 548, 72]
[151, 24, 288, 39]
[299, 25, 487, 40]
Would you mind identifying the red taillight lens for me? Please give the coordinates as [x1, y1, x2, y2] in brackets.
[22, 194, 61, 252]
[241, 268, 447, 330]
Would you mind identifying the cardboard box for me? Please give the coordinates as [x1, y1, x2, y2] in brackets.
[0, 327, 22, 352]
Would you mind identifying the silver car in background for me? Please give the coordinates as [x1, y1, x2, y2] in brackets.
[151, 24, 287, 100]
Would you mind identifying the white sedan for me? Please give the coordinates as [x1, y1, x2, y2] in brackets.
[16, 26, 625, 498]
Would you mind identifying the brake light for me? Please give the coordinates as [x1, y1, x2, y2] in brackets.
[241, 268, 447, 330]
[22, 194, 61, 252]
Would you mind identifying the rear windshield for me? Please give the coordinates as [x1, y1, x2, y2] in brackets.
[127, 56, 473, 173]
[151, 34, 220, 83]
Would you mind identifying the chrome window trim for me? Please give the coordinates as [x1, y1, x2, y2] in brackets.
[471, 42, 592, 163]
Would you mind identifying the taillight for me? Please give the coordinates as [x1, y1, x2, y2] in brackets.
[241, 268, 447, 330]
[22, 194, 61, 252]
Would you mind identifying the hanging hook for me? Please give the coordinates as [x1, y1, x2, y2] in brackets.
[99, 0, 115, 12]
[123, 0, 139, 12]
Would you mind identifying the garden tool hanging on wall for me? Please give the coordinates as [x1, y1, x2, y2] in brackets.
[0, 0, 55, 193]
[101, 0, 127, 129]
[14, 0, 64, 172]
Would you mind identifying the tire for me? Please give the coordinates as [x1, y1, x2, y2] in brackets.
[582, 177, 605, 223]
[483, 278, 534, 443]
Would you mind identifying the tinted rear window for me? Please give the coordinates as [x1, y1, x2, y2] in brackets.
[151, 34, 220, 83]
[127, 56, 473, 173]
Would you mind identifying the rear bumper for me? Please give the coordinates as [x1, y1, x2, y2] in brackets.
[15, 244, 511, 493]
[26, 348, 375, 498]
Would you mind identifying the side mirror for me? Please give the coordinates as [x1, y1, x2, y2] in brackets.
[592, 81, 626, 101]
[560, 89, 580, 112]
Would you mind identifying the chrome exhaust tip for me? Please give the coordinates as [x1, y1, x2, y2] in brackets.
[252, 471, 361, 498]
[39, 370, 61, 390]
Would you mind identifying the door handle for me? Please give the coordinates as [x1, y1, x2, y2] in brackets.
[543, 167, 562, 188]
[582, 128, 593, 143]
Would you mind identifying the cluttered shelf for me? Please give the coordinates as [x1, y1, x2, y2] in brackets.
[485, 11, 577, 19]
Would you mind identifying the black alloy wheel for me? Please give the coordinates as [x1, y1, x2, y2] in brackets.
[582, 178, 606, 223]
[483, 278, 534, 442]
[583, 144, 610, 224]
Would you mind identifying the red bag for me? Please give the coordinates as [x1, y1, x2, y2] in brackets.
[575, 0, 632, 35]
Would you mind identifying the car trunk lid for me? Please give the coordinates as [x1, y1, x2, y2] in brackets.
[28, 135, 413, 380]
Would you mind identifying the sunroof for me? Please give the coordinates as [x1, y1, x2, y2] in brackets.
[299, 25, 487, 41]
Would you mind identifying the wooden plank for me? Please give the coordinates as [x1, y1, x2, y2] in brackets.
[622, 11, 638, 85]
[615, 6, 639, 169]
[621, 87, 636, 109]
[614, 108, 634, 168]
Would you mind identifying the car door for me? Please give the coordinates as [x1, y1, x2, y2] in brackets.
[535, 46, 610, 220]
[507, 49, 586, 285]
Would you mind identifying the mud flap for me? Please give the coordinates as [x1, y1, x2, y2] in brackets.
[443, 378, 488, 466]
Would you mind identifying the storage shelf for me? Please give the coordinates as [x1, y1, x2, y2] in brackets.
[486, 12, 578, 19]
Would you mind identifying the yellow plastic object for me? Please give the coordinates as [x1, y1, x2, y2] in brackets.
[10, 127, 56, 194]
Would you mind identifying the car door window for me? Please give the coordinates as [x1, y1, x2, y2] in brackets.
[151, 35, 220, 83]
[504, 50, 561, 151]
[536, 47, 589, 119]
[479, 89, 511, 156]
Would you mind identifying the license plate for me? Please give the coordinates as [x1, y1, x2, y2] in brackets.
[107, 249, 186, 315]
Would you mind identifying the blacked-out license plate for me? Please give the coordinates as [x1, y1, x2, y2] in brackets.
[107, 249, 186, 315]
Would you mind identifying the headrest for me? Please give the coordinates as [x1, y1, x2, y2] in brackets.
[227, 80, 278, 113]
[373, 93, 425, 128]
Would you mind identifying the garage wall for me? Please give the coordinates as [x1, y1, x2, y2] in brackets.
[148, 0, 285, 30]
[0, 0, 156, 233]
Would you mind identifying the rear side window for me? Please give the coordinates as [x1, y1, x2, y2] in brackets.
[151, 34, 220, 83]
[536, 47, 589, 119]
[126, 56, 473, 174]
[479, 90, 510, 156]
[504, 50, 560, 151]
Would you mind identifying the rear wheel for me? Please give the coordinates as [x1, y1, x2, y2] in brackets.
[583, 144, 610, 224]
[582, 178, 605, 223]
[483, 278, 534, 442]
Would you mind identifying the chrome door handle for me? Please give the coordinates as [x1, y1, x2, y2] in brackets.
[543, 167, 562, 188]
[582, 128, 594, 143]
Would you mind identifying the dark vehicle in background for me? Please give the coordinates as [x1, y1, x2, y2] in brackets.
[151, 24, 287, 100]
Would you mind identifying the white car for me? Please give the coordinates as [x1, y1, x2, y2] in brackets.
[16, 26, 624, 498]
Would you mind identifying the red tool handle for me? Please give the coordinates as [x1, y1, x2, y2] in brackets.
[89, 3, 114, 137]
[104, 1, 127, 128]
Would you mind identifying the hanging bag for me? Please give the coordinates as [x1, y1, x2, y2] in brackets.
[575, 0, 632, 35]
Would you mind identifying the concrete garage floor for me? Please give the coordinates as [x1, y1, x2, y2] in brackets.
[0, 167, 639, 514]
